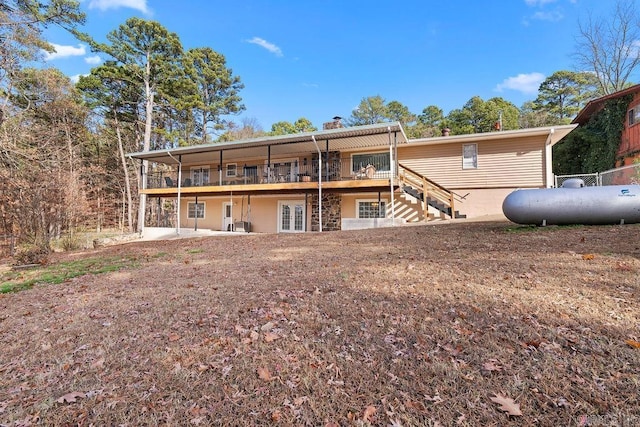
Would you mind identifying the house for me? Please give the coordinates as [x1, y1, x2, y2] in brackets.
[128, 121, 576, 234]
[572, 83, 640, 167]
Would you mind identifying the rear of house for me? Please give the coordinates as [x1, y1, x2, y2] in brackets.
[129, 122, 575, 234]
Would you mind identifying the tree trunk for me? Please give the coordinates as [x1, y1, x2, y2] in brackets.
[137, 55, 154, 233]
[114, 111, 133, 232]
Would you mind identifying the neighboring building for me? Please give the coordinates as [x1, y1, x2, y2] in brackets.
[572, 84, 640, 167]
[128, 122, 575, 234]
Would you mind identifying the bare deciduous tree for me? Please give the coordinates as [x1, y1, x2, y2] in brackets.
[574, 0, 640, 94]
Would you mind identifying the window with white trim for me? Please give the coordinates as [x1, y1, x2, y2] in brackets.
[191, 167, 210, 186]
[351, 152, 390, 174]
[188, 202, 205, 219]
[226, 163, 237, 177]
[462, 143, 478, 169]
[628, 106, 640, 126]
[356, 199, 387, 219]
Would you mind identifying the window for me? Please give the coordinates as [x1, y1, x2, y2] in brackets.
[188, 202, 205, 219]
[462, 144, 478, 169]
[191, 167, 210, 186]
[352, 152, 390, 174]
[629, 107, 640, 126]
[357, 199, 387, 219]
[226, 163, 237, 177]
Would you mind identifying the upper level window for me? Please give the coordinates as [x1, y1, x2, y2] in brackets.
[629, 107, 640, 126]
[352, 152, 390, 174]
[226, 163, 237, 177]
[191, 167, 210, 186]
[462, 143, 478, 169]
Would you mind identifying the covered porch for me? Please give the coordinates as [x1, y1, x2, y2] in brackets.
[128, 123, 408, 233]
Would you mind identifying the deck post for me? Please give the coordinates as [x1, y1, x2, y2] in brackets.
[311, 135, 322, 232]
[176, 155, 182, 235]
[388, 127, 395, 224]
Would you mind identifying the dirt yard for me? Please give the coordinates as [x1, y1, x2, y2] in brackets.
[1, 221, 639, 426]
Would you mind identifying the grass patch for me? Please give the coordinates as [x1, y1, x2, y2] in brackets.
[0, 256, 139, 294]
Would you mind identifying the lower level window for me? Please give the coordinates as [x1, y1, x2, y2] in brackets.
[188, 202, 205, 219]
[357, 199, 386, 218]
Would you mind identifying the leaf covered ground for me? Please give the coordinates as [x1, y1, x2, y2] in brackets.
[0, 221, 639, 426]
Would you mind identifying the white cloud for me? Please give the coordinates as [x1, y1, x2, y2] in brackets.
[43, 43, 86, 61]
[88, 0, 149, 14]
[523, 0, 564, 24]
[85, 55, 102, 65]
[70, 74, 88, 84]
[246, 37, 283, 57]
[531, 10, 564, 21]
[495, 72, 545, 95]
[524, 0, 558, 6]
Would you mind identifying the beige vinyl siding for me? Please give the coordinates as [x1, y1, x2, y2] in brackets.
[398, 136, 545, 188]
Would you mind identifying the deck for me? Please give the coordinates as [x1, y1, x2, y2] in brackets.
[141, 178, 395, 198]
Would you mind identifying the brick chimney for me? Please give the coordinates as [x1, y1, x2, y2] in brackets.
[323, 116, 343, 130]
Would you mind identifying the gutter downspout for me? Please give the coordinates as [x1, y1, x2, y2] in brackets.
[544, 128, 555, 188]
[388, 127, 395, 224]
[168, 152, 181, 235]
[311, 135, 322, 232]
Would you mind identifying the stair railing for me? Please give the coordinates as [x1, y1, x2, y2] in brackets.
[397, 163, 456, 219]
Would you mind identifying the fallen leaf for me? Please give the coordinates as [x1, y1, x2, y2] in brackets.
[168, 333, 180, 342]
[271, 410, 281, 421]
[363, 405, 376, 422]
[264, 332, 279, 342]
[625, 339, 640, 349]
[482, 360, 503, 372]
[581, 253, 595, 260]
[490, 393, 522, 416]
[90, 357, 105, 369]
[57, 391, 86, 404]
[257, 367, 273, 381]
[261, 321, 275, 331]
[405, 400, 425, 412]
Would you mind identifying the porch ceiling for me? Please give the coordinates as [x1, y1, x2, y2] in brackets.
[128, 122, 408, 165]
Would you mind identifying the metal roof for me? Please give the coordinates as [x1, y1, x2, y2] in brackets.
[128, 122, 408, 165]
[408, 124, 577, 147]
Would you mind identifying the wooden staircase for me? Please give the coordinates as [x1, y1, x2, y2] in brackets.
[397, 163, 466, 220]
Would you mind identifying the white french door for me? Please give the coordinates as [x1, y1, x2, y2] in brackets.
[278, 200, 305, 233]
[222, 202, 233, 231]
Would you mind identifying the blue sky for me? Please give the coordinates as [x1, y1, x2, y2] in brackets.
[42, 0, 618, 131]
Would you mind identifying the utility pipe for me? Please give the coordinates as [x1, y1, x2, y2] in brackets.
[544, 128, 555, 188]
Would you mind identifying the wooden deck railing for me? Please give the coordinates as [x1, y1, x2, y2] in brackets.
[398, 163, 456, 219]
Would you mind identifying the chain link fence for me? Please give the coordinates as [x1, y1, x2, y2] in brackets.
[555, 163, 640, 187]
[554, 173, 599, 187]
[599, 163, 640, 186]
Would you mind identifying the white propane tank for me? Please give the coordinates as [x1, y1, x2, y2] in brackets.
[502, 185, 640, 225]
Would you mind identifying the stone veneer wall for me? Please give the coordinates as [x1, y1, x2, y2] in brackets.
[310, 193, 341, 231]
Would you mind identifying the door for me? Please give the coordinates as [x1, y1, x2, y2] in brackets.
[222, 202, 233, 231]
[278, 200, 305, 233]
